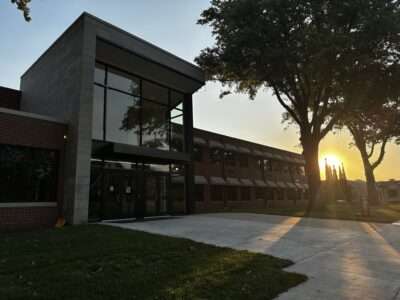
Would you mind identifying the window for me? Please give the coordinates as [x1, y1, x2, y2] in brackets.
[106, 90, 140, 145]
[93, 62, 185, 152]
[225, 151, 236, 166]
[272, 160, 282, 172]
[195, 185, 204, 202]
[193, 146, 203, 162]
[388, 189, 398, 198]
[210, 148, 223, 164]
[283, 164, 290, 174]
[240, 187, 251, 201]
[238, 154, 248, 168]
[108, 68, 140, 95]
[225, 186, 237, 201]
[92, 85, 105, 140]
[211, 186, 224, 201]
[256, 188, 265, 200]
[0, 144, 58, 203]
[141, 100, 169, 150]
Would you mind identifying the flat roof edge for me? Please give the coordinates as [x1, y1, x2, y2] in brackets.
[83, 13, 204, 78]
[0, 107, 67, 125]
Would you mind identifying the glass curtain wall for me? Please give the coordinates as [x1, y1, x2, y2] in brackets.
[93, 62, 185, 152]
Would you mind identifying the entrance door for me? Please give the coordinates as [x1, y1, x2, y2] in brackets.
[144, 172, 168, 216]
[89, 161, 170, 220]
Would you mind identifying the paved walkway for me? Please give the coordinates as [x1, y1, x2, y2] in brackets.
[106, 213, 400, 300]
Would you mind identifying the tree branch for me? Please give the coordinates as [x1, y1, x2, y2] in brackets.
[272, 86, 301, 125]
[371, 138, 389, 170]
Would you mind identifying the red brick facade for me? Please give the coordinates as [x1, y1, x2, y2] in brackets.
[0, 206, 58, 231]
[0, 110, 67, 231]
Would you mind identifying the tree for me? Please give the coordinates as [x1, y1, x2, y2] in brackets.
[11, 0, 31, 21]
[195, 0, 400, 210]
[339, 65, 400, 204]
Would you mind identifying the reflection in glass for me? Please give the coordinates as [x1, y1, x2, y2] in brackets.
[170, 123, 184, 152]
[0, 145, 58, 203]
[92, 85, 104, 140]
[108, 68, 140, 95]
[141, 100, 169, 150]
[106, 90, 140, 145]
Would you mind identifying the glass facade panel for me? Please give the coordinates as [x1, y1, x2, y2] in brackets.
[92, 62, 186, 152]
[142, 80, 169, 104]
[108, 68, 140, 95]
[141, 100, 169, 150]
[92, 85, 105, 140]
[0, 144, 58, 203]
[94, 63, 105, 85]
[106, 90, 140, 145]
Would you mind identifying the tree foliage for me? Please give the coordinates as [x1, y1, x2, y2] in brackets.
[11, 0, 31, 21]
[196, 0, 400, 207]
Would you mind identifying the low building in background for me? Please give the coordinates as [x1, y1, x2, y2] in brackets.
[377, 180, 400, 202]
[0, 13, 307, 230]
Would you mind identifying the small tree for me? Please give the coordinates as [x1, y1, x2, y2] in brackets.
[340, 65, 400, 204]
[11, 0, 31, 21]
[196, 0, 400, 210]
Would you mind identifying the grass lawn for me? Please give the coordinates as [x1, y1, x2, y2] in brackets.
[232, 201, 400, 223]
[0, 225, 306, 300]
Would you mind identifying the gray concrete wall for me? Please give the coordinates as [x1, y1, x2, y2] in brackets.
[20, 16, 96, 224]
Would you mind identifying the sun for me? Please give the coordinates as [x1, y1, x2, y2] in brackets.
[320, 154, 342, 169]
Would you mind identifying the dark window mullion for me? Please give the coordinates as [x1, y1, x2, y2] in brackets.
[168, 89, 171, 151]
[103, 65, 108, 141]
[139, 79, 143, 146]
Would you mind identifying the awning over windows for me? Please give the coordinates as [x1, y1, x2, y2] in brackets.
[295, 183, 303, 189]
[195, 175, 208, 185]
[276, 181, 287, 188]
[226, 177, 241, 186]
[209, 140, 224, 149]
[263, 152, 275, 159]
[171, 176, 184, 184]
[273, 154, 284, 160]
[240, 179, 255, 187]
[194, 136, 207, 146]
[225, 143, 238, 152]
[266, 180, 278, 188]
[254, 179, 268, 187]
[286, 182, 297, 189]
[209, 176, 226, 185]
[253, 149, 264, 157]
[171, 175, 208, 185]
[237, 146, 251, 154]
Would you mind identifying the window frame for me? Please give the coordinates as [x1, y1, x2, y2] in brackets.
[93, 61, 186, 152]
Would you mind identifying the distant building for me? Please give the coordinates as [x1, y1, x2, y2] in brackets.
[377, 180, 400, 202]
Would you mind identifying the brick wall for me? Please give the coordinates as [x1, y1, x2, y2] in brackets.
[0, 206, 58, 231]
[0, 110, 67, 231]
[0, 87, 21, 110]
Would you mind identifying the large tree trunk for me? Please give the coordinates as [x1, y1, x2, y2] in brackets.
[301, 135, 321, 213]
[362, 156, 379, 205]
[351, 128, 380, 206]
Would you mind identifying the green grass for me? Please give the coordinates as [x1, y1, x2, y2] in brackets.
[0, 225, 306, 300]
[231, 201, 400, 223]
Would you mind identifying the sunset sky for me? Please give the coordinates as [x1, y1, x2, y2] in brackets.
[1, 0, 399, 181]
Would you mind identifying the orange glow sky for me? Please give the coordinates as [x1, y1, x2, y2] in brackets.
[193, 83, 400, 181]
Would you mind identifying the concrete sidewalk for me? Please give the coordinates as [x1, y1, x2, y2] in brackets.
[106, 213, 400, 300]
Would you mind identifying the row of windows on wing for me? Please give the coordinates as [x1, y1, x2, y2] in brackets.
[172, 185, 306, 203]
[92, 62, 186, 152]
[191, 147, 305, 176]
